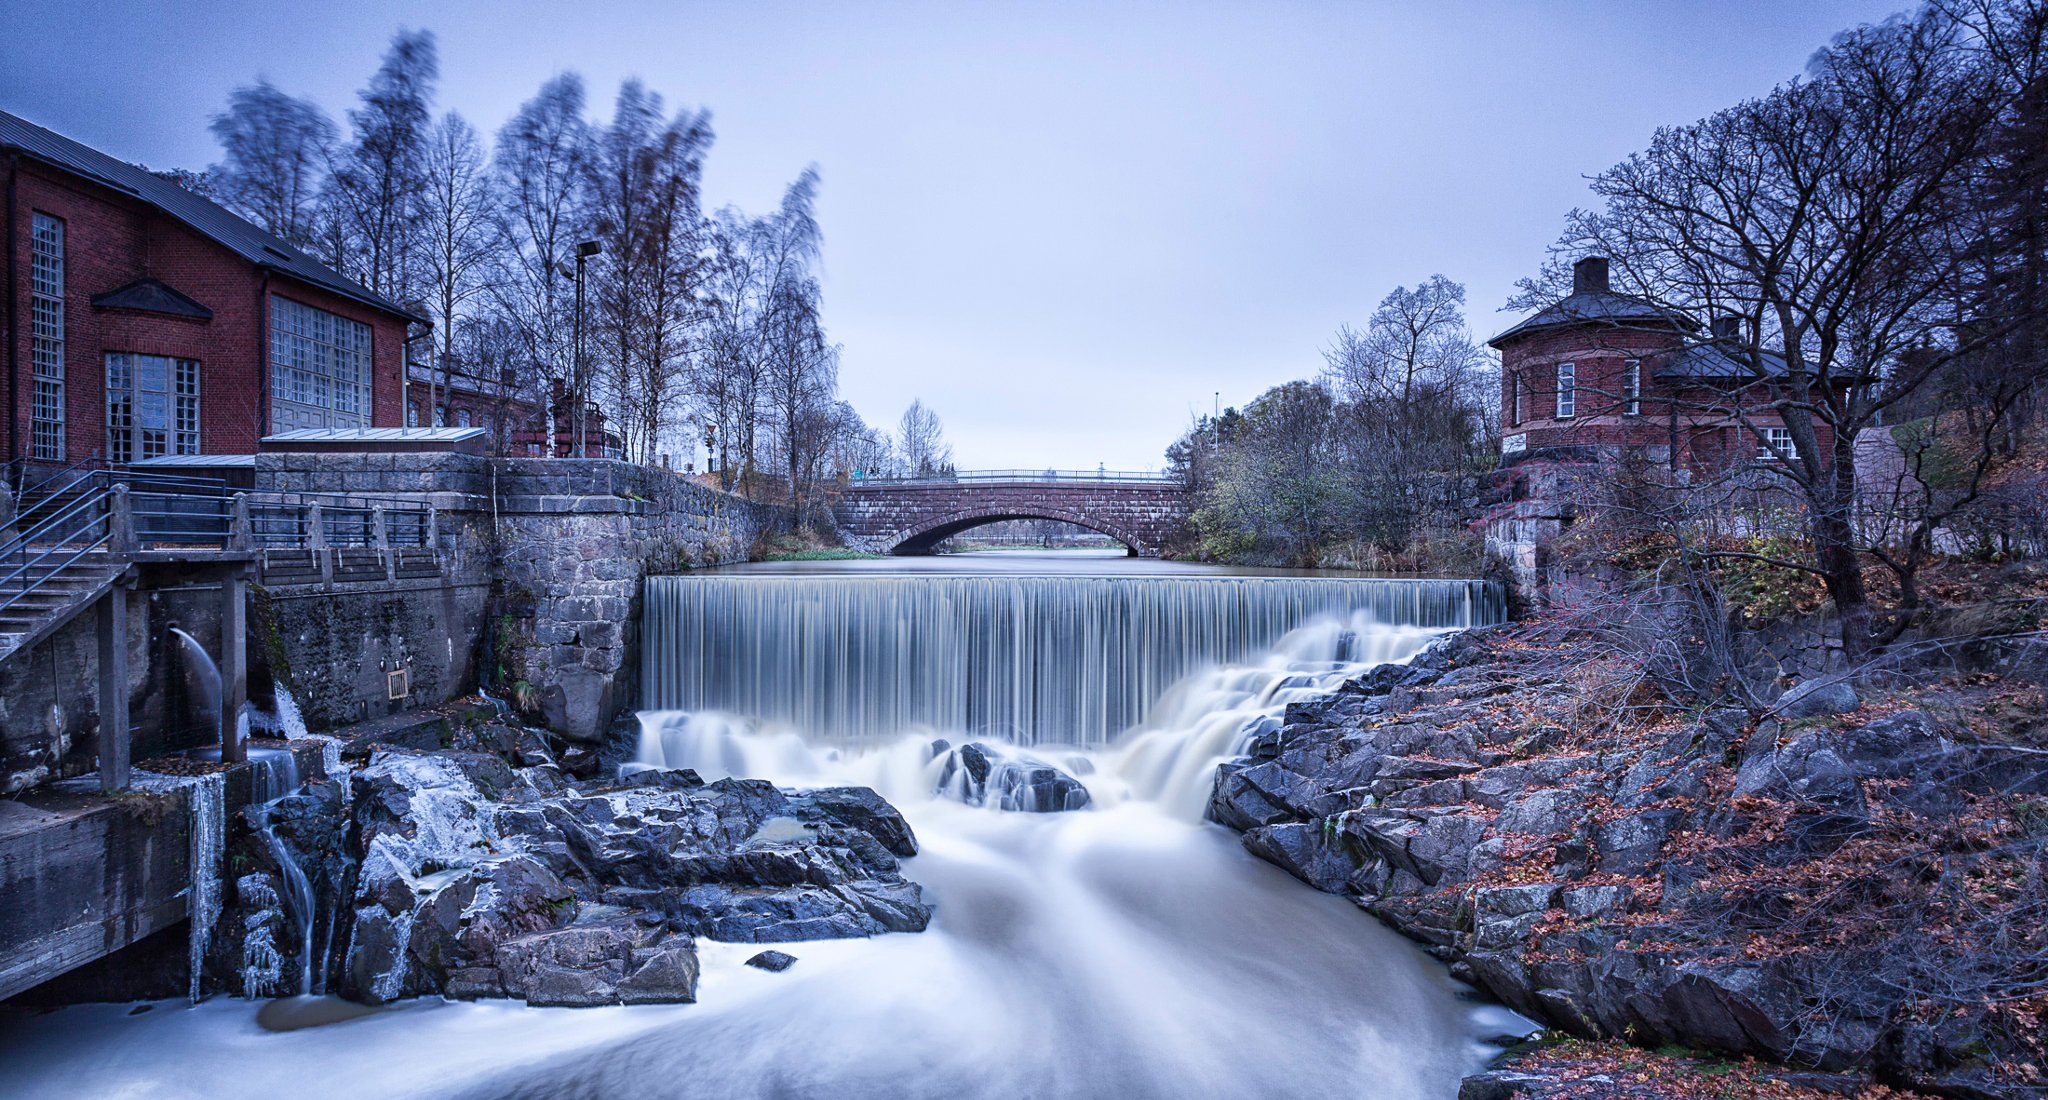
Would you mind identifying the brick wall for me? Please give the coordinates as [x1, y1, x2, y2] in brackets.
[3, 159, 410, 463]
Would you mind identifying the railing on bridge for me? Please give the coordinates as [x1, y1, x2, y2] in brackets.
[851, 468, 1178, 486]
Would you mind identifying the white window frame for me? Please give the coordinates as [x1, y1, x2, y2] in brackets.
[106, 353, 201, 464]
[1758, 425, 1798, 462]
[30, 212, 66, 461]
[1623, 359, 1641, 416]
[269, 295, 373, 433]
[1555, 362, 1575, 419]
[1509, 372, 1522, 426]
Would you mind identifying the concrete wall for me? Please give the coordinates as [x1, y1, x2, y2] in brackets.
[0, 454, 767, 790]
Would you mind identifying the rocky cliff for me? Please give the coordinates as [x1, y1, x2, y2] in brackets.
[1209, 622, 2048, 1099]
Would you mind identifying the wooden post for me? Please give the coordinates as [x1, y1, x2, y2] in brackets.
[219, 572, 247, 764]
[95, 584, 130, 792]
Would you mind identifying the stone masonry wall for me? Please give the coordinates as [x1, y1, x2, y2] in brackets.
[482, 460, 769, 743]
[835, 481, 1186, 555]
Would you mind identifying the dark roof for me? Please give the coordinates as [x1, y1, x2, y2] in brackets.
[1653, 343, 1795, 382]
[89, 277, 213, 320]
[0, 110, 426, 325]
[1487, 289, 1688, 348]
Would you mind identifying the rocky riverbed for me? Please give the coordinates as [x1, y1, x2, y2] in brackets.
[1209, 621, 2048, 1099]
[214, 714, 929, 1009]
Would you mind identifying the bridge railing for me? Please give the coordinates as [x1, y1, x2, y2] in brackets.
[852, 468, 1177, 486]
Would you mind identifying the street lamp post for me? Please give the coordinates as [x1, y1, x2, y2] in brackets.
[558, 240, 602, 457]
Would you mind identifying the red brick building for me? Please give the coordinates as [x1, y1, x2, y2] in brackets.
[1489, 256, 1834, 471]
[2, 110, 423, 469]
[406, 364, 620, 459]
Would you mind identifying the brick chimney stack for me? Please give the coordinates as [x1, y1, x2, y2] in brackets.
[1572, 256, 1611, 294]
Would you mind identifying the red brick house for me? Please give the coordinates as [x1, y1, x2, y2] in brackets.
[2, 110, 424, 470]
[1489, 256, 1835, 472]
[1482, 256, 1851, 603]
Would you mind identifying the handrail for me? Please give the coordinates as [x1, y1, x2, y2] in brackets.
[854, 468, 1175, 485]
[0, 533, 113, 616]
[0, 486, 110, 562]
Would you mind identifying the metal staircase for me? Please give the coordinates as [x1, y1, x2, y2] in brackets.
[0, 466, 231, 658]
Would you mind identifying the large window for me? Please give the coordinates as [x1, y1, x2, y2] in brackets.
[30, 213, 65, 460]
[1555, 362, 1575, 419]
[270, 296, 372, 433]
[107, 354, 201, 463]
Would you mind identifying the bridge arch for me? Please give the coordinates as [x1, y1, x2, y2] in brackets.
[889, 506, 1146, 556]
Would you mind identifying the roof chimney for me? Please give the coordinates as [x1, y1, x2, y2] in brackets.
[1572, 256, 1610, 295]
[1711, 316, 1742, 341]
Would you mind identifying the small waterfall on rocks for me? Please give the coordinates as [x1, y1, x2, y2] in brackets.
[1, 559, 1518, 1100]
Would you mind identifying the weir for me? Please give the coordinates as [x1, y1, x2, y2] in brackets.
[642, 573, 1502, 746]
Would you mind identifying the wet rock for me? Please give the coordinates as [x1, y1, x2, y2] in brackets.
[793, 787, 919, 857]
[936, 742, 1091, 812]
[494, 919, 689, 1007]
[746, 950, 797, 972]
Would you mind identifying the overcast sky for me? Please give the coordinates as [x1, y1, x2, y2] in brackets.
[5, 0, 1905, 470]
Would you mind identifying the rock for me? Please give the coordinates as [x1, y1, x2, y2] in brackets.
[795, 787, 920, 857]
[1458, 1070, 1551, 1100]
[1496, 788, 1581, 837]
[1241, 822, 1355, 893]
[1559, 885, 1632, 919]
[746, 950, 797, 972]
[406, 855, 577, 985]
[494, 919, 698, 1007]
[936, 742, 1090, 812]
[1593, 809, 1680, 874]
[1734, 730, 1864, 807]
[1776, 679, 1859, 719]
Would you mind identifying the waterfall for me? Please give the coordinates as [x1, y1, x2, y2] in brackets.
[643, 574, 1499, 748]
[188, 771, 224, 1003]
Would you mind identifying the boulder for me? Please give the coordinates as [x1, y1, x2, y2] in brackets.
[746, 950, 797, 972]
[494, 919, 697, 1007]
[793, 787, 920, 857]
[1776, 679, 1859, 720]
[936, 742, 1091, 812]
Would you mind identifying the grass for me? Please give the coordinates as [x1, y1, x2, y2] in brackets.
[754, 547, 884, 562]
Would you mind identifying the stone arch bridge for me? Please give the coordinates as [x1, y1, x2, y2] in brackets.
[833, 470, 1189, 556]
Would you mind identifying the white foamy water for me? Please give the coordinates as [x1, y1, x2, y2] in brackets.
[0, 556, 1515, 1100]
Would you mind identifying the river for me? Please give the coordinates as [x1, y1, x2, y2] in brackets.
[0, 550, 1519, 1100]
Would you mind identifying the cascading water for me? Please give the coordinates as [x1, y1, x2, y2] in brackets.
[642, 572, 1497, 746]
[0, 557, 1521, 1100]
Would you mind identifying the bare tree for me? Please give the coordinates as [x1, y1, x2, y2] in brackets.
[587, 81, 713, 463]
[208, 80, 336, 247]
[325, 28, 437, 302]
[1539, 6, 2029, 658]
[490, 73, 592, 455]
[416, 111, 499, 423]
[896, 398, 953, 478]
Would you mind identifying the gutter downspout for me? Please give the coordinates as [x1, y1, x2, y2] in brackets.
[257, 270, 271, 444]
[6, 154, 20, 465]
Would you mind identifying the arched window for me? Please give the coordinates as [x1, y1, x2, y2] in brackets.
[455, 408, 472, 428]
